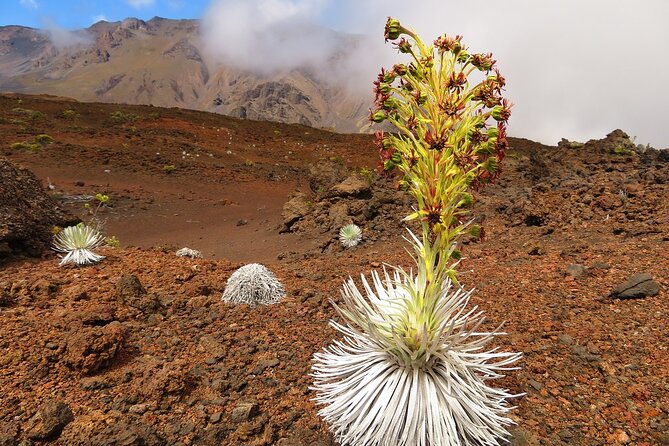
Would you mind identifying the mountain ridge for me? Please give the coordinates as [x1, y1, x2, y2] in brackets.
[0, 17, 369, 132]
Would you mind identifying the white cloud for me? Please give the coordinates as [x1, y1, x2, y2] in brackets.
[126, 0, 155, 8]
[19, 0, 38, 9]
[92, 14, 108, 24]
[41, 18, 93, 49]
[202, 0, 669, 147]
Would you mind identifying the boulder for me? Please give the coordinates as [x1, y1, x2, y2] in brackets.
[64, 321, 125, 374]
[0, 157, 76, 260]
[329, 175, 371, 198]
[610, 273, 661, 299]
[116, 274, 162, 313]
[281, 192, 311, 232]
[25, 400, 74, 440]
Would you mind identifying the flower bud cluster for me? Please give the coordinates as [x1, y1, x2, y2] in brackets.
[371, 17, 512, 269]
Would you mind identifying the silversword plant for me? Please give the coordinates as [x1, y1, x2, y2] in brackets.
[53, 223, 106, 266]
[312, 17, 521, 446]
[339, 224, 363, 248]
[222, 263, 285, 306]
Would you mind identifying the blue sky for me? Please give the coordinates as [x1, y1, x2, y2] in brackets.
[2, 0, 210, 29]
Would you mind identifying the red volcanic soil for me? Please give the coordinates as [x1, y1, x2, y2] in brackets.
[1, 94, 668, 445]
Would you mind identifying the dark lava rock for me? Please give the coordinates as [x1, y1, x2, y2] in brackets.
[231, 401, 259, 423]
[0, 157, 76, 260]
[610, 273, 661, 299]
[64, 321, 125, 374]
[308, 161, 347, 195]
[509, 427, 541, 446]
[566, 264, 587, 277]
[0, 286, 13, 307]
[281, 192, 311, 232]
[78, 421, 164, 446]
[25, 400, 74, 440]
[0, 435, 16, 446]
[329, 174, 371, 198]
[116, 274, 162, 313]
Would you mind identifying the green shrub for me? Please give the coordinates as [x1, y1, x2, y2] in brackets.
[60, 109, 79, 119]
[163, 164, 176, 174]
[110, 110, 139, 124]
[34, 134, 55, 145]
[12, 107, 44, 120]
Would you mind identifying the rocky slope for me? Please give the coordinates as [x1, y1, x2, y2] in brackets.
[0, 95, 668, 445]
[0, 17, 367, 132]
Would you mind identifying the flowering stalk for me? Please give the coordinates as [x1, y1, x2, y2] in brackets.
[374, 17, 510, 284]
[312, 17, 519, 446]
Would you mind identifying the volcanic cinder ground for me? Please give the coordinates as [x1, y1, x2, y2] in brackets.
[0, 94, 668, 445]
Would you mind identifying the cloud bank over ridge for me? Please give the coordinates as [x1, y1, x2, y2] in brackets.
[201, 0, 669, 147]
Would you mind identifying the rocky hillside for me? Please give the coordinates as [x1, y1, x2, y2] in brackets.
[0, 17, 367, 132]
[0, 95, 667, 445]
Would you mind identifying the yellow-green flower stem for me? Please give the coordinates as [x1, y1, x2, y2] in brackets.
[377, 19, 508, 289]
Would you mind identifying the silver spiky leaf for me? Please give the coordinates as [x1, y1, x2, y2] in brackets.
[221, 263, 285, 306]
[339, 224, 362, 248]
[311, 267, 522, 446]
[52, 224, 106, 266]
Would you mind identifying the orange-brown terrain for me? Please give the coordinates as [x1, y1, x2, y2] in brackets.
[0, 94, 668, 445]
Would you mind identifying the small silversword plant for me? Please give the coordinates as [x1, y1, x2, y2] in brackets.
[52, 223, 106, 266]
[222, 263, 285, 306]
[339, 224, 363, 248]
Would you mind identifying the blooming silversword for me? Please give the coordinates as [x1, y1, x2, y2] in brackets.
[312, 17, 520, 446]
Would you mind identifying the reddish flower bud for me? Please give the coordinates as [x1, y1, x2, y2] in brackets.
[370, 110, 386, 123]
[434, 34, 463, 54]
[378, 83, 392, 95]
[392, 63, 408, 76]
[385, 17, 402, 41]
[395, 38, 412, 54]
[413, 90, 428, 105]
[471, 53, 496, 71]
[492, 99, 511, 122]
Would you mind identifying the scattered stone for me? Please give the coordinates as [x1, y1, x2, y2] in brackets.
[328, 202, 350, 229]
[236, 219, 248, 226]
[0, 435, 17, 446]
[230, 402, 259, 423]
[116, 274, 163, 313]
[64, 321, 125, 375]
[128, 403, 151, 415]
[0, 288, 13, 307]
[557, 334, 574, 345]
[329, 175, 371, 198]
[80, 377, 111, 391]
[209, 412, 222, 424]
[197, 335, 226, 360]
[571, 344, 602, 362]
[527, 245, 544, 256]
[116, 274, 146, 301]
[608, 429, 631, 444]
[25, 400, 74, 440]
[610, 273, 661, 299]
[175, 247, 202, 258]
[566, 264, 587, 277]
[528, 380, 543, 392]
[253, 358, 280, 375]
